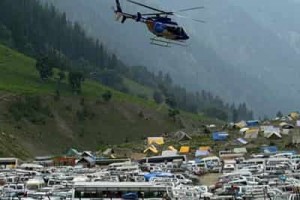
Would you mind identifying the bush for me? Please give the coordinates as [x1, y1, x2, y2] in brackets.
[102, 90, 112, 102]
[9, 96, 52, 124]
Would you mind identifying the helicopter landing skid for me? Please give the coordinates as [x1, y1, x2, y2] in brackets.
[150, 37, 187, 47]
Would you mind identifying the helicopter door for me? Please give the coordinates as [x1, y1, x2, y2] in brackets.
[154, 22, 165, 33]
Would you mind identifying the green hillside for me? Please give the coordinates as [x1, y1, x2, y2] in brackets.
[0, 44, 217, 158]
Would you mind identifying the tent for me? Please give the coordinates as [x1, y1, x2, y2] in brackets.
[168, 146, 177, 151]
[179, 146, 190, 153]
[66, 148, 80, 157]
[233, 147, 247, 154]
[289, 112, 300, 120]
[212, 132, 229, 141]
[234, 121, 247, 129]
[281, 129, 290, 135]
[162, 150, 177, 156]
[279, 122, 294, 129]
[174, 131, 192, 141]
[102, 148, 112, 156]
[143, 145, 159, 154]
[261, 146, 278, 154]
[147, 137, 164, 145]
[239, 127, 249, 134]
[244, 129, 259, 139]
[264, 132, 282, 139]
[237, 138, 248, 145]
[246, 120, 259, 127]
[195, 150, 210, 157]
[199, 146, 212, 151]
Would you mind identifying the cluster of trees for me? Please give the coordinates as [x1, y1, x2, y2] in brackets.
[0, 0, 253, 121]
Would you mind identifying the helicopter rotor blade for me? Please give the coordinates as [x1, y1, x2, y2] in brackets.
[176, 6, 205, 13]
[175, 13, 206, 23]
[140, 12, 173, 16]
[127, 0, 165, 13]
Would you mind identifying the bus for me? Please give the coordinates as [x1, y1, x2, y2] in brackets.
[139, 155, 187, 164]
[72, 182, 169, 199]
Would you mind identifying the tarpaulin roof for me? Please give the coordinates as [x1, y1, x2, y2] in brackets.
[239, 127, 249, 134]
[168, 146, 177, 151]
[237, 138, 248, 145]
[212, 132, 229, 141]
[234, 121, 247, 129]
[199, 146, 212, 151]
[162, 150, 177, 157]
[179, 146, 190, 153]
[147, 137, 164, 145]
[264, 131, 282, 139]
[246, 120, 259, 127]
[279, 122, 294, 129]
[143, 145, 158, 154]
[233, 147, 247, 154]
[261, 146, 278, 154]
[195, 150, 210, 157]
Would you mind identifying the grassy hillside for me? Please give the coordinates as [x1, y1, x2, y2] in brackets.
[0, 44, 218, 158]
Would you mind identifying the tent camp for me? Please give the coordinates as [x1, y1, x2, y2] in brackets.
[147, 137, 164, 145]
[212, 132, 229, 141]
[174, 131, 192, 141]
[179, 146, 190, 153]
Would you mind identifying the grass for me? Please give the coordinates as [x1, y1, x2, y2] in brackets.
[0, 44, 157, 108]
[123, 78, 154, 99]
[0, 44, 216, 157]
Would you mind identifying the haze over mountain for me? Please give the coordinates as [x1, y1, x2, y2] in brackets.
[43, 0, 300, 117]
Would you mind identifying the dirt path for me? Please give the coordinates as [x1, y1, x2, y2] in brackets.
[199, 173, 220, 186]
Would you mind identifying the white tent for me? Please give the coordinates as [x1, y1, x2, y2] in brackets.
[239, 127, 249, 134]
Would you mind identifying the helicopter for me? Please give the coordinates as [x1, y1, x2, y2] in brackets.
[114, 0, 204, 47]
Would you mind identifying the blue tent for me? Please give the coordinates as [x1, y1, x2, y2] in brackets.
[144, 172, 173, 181]
[261, 146, 278, 154]
[246, 120, 259, 127]
[213, 132, 229, 141]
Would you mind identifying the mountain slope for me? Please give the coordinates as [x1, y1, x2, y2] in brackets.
[44, 0, 300, 116]
[0, 44, 213, 157]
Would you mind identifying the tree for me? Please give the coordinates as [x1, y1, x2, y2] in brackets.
[168, 109, 180, 121]
[36, 56, 53, 80]
[102, 90, 112, 102]
[276, 111, 283, 118]
[68, 71, 84, 93]
[165, 94, 176, 108]
[203, 107, 228, 121]
[153, 91, 163, 104]
[58, 70, 66, 81]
